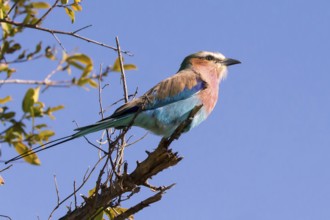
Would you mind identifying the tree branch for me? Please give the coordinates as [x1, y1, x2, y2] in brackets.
[113, 184, 175, 220]
[0, 18, 132, 55]
[59, 105, 203, 220]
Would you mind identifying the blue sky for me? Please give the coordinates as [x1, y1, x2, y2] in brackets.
[1, 0, 330, 219]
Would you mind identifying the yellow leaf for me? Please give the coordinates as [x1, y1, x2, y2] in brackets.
[93, 208, 104, 220]
[61, 0, 69, 4]
[0, 96, 11, 104]
[38, 130, 55, 140]
[50, 105, 64, 112]
[71, 3, 82, 11]
[105, 207, 133, 220]
[31, 2, 51, 9]
[111, 58, 121, 72]
[64, 7, 75, 23]
[81, 64, 93, 78]
[0, 63, 8, 71]
[0, 175, 4, 185]
[1, 22, 11, 34]
[123, 64, 137, 71]
[68, 61, 84, 70]
[112, 58, 137, 72]
[33, 87, 40, 103]
[77, 78, 89, 86]
[88, 79, 98, 88]
[88, 187, 96, 197]
[14, 142, 41, 165]
[67, 54, 92, 66]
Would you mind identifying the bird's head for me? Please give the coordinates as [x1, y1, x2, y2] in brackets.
[179, 51, 241, 81]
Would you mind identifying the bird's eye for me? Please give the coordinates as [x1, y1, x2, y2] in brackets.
[205, 55, 214, 61]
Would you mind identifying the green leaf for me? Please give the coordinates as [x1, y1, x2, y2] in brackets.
[0, 96, 11, 104]
[88, 187, 96, 197]
[35, 42, 42, 53]
[50, 105, 64, 112]
[38, 130, 55, 140]
[92, 208, 104, 220]
[123, 64, 137, 71]
[45, 46, 56, 60]
[34, 124, 47, 130]
[31, 2, 51, 9]
[17, 50, 26, 60]
[105, 207, 134, 220]
[30, 101, 45, 118]
[45, 105, 64, 120]
[64, 7, 75, 23]
[6, 67, 16, 78]
[22, 87, 40, 113]
[111, 57, 121, 72]
[2, 111, 15, 119]
[7, 43, 21, 54]
[13, 142, 41, 165]
[111, 58, 137, 72]
[61, 0, 69, 4]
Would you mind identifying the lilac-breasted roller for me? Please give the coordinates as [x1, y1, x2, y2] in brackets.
[6, 51, 240, 163]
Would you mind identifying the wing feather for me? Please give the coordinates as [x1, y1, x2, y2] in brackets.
[103, 70, 206, 120]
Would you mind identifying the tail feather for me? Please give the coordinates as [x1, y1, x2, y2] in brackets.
[5, 135, 75, 164]
[5, 115, 134, 164]
[73, 115, 133, 138]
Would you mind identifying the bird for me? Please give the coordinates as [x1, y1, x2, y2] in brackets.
[6, 51, 240, 163]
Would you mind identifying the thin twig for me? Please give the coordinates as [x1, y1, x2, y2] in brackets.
[0, 73, 104, 87]
[98, 64, 105, 119]
[92, 157, 110, 212]
[35, 0, 61, 26]
[52, 32, 66, 52]
[44, 59, 65, 82]
[4, 1, 18, 19]
[115, 36, 129, 102]
[0, 164, 13, 173]
[73, 180, 77, 209]
[115, 36, 129, 173]
[113, 184, 175, 220]
[0, 214, 12, 220]
[82, 136, 108, 154]
[0, 18, 132, 55]
[125, 132, 148, 147]
[73, 25, 92, 34]
[48, 155, 106, 219]
[0, 79, 72, 86]
[53, 175, 60, 205]
[1, 54, 43, 64]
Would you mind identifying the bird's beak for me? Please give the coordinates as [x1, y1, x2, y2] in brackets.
[222, 58, 241, 66]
